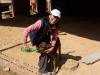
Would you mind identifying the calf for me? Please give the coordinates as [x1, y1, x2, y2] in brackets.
[37, 37, 62, 74]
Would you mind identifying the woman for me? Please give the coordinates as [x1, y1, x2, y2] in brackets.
[22, 9, 61, 75]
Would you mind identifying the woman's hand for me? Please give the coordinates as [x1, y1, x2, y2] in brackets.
[24, 45, 30, 51]
[45, 50, 51, 54]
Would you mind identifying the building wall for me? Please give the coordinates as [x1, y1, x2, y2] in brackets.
[1, 0, 100, 18]
[0, 3, 11, 12]
[37, 0, 46, 13]
[12, 0, 30, 16]
[55, 0, 100, 16]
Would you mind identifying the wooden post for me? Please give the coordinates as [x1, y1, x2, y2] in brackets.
[0, 3, 2, 19]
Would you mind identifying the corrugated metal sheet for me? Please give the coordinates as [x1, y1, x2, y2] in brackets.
[0, 0, 11, 3]
[80, 50, 100, 64]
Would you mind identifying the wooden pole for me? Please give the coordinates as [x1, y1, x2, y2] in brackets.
[0, 2, 2, 19]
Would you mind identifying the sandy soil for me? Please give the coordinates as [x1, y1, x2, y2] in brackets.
[0, 15, 100, 75]
[0, 66, 19, 75]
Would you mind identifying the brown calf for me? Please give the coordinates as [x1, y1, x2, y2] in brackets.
[37, 37, 62, 74]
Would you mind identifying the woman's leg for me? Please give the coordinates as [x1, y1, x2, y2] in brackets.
[38, 53, 50, 74]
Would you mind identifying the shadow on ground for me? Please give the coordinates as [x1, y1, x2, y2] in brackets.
[50, 51, 82, 74]
[0, 41, 30, 52]
[0, 14, 100, 41]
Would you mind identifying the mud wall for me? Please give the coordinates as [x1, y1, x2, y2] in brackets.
[12, 0, 30, 16]
[1, 0, 100, 18]
[62, 0, 100, 16]
[51, 0, 56, 9]
[37, 0, 46, 13]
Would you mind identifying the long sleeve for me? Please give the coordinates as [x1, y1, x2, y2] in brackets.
[48, 27, 58, 51]
[22, 20, 42, 46]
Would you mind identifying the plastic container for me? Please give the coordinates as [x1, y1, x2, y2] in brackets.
[21, 47, 36, 52]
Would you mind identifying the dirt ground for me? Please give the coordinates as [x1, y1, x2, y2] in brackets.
[0, 15, 100, 75]
[0, 66, 19, 75]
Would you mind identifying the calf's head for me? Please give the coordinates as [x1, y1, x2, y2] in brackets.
[37, 42, 51, 53]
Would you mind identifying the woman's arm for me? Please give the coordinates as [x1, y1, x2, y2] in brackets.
[22, 20, 42, 47]
[48, 28, 58, 52]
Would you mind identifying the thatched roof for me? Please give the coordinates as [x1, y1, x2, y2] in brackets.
[1, 0, 11, 3]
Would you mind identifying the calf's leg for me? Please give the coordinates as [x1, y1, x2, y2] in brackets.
[59, 46, 62, 61]
[53, 54, 57, 74]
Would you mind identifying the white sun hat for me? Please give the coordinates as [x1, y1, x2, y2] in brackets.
[50, 9, 61, 19]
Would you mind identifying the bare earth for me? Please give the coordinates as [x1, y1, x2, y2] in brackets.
[0, 15, 100, 75]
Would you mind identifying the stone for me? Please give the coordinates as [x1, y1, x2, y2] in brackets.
[64, 59, 79, 71]
[3, 67, 10, 71]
